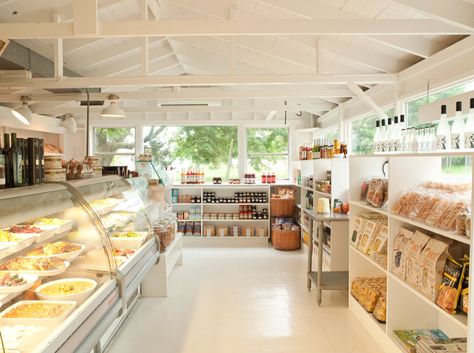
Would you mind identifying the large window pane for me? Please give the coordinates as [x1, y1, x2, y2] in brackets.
[405, 82, 474, 127]
[94, 127, 135, 153]
[247, 128, 288, 154]
[94, 127, 135, 168]
[350, 107, 394, 155]
[247, 155, 289, 179]
[144, 126, 238, 182]
[246, 128, 289, 179]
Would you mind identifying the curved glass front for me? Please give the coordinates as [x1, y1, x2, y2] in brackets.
[68, 176, 153, 268]
[0, 184, 115, 352]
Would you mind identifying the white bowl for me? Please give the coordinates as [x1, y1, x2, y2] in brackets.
[0, 300, 77, 327]
[27, 243, 85, 262]
[35, 278, 97, 304]
[0, 274, 38, 294]
[110, 232, 148, 250]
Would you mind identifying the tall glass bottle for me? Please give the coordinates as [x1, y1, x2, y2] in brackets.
[0, 135, 5, 188]
[380, 119, 387, 152]
[11, 133, 24, 187]
[3, 134, 12, 187]
[373, 120, 381, 153]
[464, 98, 474, 149]
[436, 105, 451, 151]
[451, 101, 465, 149]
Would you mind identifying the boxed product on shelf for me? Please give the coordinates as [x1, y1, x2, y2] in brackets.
[242, 226, 255, 237]
[368, 224, 388, 256]
[203, 225, 215, 237]
[392, 228, 415, 280]
[357, 220, 382, 254]
[255, 226, 267, 237]
[405, 230, 431, 288]
[393, 329, 449, 353]
[350, 216, 367, 248]
[419, 238, 449, 301]
[216, 226, 228, 237]
[416, 337, 467, 353]
[391, 181, 471, 233]
[230, 225, 241, 237]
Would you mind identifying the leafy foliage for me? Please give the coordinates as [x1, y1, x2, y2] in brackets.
[246, 128, 288, 172]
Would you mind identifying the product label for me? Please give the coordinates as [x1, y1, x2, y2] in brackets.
[436, 136, 447, 150]
[451, 133, 461, 149]
[465, 133, 474, 149]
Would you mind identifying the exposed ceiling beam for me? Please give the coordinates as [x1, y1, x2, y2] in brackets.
[392, 0, 474, 31]
[253, 0, 448, 58]
[265, 111, 277, 120]
[320, 39, 406, 73]
[0, 74, 395, 90]
[366, 35, 444, 59]
[0, 88, 354, 102]
[0, 19, 468, 39]
[347, 81, 390, 121]
[32, 104, 327, 115]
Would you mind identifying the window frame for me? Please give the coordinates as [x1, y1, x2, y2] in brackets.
[244, 126, 290, 180]
[91, 125, 137, 169]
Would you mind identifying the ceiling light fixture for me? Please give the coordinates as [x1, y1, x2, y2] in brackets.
[12, 96, 32, 125]
[100, 94, 126, 118]
[60, 114, 77, 133]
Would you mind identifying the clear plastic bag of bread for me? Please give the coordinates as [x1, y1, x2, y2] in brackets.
[367, 179, 385, 208]
[373, 293, 387, 322]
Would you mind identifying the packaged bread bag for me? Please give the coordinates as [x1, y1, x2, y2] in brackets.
[419, 238, 449, 301]
[405, 230, 431, 288]
[351, 216, 367, 248]
[436, 257, 466, 314]
[392, 228, 415, 280]
[357, 220, 382, 254]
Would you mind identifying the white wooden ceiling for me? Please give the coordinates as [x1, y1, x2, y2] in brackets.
[0, 0, 472, 121]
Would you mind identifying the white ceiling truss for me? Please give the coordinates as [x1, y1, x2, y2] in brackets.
[0, 0, 472, 122]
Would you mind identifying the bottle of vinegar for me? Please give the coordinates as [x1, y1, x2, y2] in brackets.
[451, 101, 465, 149]
[436, 105, 451, 151]
[465, 98, 474, 149]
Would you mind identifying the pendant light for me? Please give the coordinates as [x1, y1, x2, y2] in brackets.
[12, 96, 33, 125]
[101, 94, 126, 118]
[60, 114, 77, 133]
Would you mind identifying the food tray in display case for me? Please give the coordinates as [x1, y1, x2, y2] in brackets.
[0, 183, 119, 353]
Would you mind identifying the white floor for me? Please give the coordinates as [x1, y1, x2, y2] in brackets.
[107, 246, 384, 353]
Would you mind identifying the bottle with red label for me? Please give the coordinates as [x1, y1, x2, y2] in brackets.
[271, 172, 276, 184]
[262, 173, 267, 184]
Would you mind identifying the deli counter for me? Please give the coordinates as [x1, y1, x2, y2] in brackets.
[0, 176, 161, 353]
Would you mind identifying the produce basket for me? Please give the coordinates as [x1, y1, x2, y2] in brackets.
[270, 198, 295, 217]
[272, 229, 300, 251]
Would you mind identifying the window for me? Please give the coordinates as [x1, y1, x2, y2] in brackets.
[93, 127, 135, 170]
[405, 81, 474, 127]
[246, 128, 289, 179]
[144, 125, 238, 182]
[350, 107, 394, 155]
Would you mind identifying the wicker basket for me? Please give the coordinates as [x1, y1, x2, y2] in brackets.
[270, 198, 296, 217]
[272, 229, 301, 251]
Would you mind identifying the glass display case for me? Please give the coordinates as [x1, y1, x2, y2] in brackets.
[0, 183, 120, 353]
[65, 176, 160, 305]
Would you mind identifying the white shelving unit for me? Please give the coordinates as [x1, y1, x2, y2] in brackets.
[167, 184, 271, 246]
[348, 153, 474, 353]
[297, 159, 350, 272]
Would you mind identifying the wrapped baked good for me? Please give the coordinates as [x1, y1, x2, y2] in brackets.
[373, 293, 387, 322]
[367, 179, 385, 208]
[456, 212, 468, 236]
[392, 228, 414, 280]
[436, 257, 465, 314]
[405, 230, 431, 288]
[419, 238, 449, 301]
[466, 215, 471, 238]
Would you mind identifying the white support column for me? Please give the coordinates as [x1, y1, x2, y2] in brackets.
[136, 123, 144, 154]
[53, 14, 63, 78]
[347, 81, 390, 121]
[238, 124, 246, 179]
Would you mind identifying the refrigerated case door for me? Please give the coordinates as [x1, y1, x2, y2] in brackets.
[0, 184, 119, 353]
[66, 176, 160, 307]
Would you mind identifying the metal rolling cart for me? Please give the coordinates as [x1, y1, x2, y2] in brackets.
[306, 210, 350, 305]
